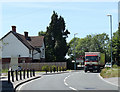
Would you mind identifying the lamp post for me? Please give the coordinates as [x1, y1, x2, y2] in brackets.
[74, 33, 78, 70]
[107, 14, 113, 68]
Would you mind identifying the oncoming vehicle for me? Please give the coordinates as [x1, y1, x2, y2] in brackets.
[105, 63, 112, 68]
[84, 52, 105, 73]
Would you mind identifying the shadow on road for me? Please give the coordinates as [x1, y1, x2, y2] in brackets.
[1, 80, 15, 92]
[16, 90, 119, 92]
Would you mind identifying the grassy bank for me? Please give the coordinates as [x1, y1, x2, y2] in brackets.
[100, 65, 120, 78]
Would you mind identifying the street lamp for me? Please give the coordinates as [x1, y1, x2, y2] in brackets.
[107, 14, 113, 68]
[74, 33, 78, 70]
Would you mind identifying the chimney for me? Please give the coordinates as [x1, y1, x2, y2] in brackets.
[12, 26, 16, 32]
[24, 31, 28, 39]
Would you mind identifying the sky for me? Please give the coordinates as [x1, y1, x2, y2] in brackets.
[0, 0, 119, 42]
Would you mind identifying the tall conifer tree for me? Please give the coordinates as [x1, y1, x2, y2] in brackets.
[45, 11, 70, 62]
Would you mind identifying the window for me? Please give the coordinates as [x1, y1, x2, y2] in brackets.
[29, 50, 31, 54]
[85, 56, 98, 61]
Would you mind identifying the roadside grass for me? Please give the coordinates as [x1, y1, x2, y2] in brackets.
[2, 69, 8, 73]
[100, 65, 120, 78]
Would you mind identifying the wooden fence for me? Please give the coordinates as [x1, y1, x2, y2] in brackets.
[2, 62, 66, 70]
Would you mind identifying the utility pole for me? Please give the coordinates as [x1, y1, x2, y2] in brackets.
[74, 33, 78, 70]
[107, 14, 113, 68]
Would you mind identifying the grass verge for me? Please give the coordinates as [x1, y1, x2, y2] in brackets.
[100, 65, 120, 78]
[2, 69, 8, 73]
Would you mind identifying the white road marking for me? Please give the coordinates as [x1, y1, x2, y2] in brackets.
[17, 76, 43, 91]
[64, 82, 68, 86]
[64, 74, 77, 91]
[98, 74, 120, 87]
[69, 87, 77, 90]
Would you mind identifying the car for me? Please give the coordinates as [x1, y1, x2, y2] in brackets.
[105, 63, 112, 68]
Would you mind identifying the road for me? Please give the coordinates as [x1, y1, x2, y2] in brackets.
[18, 70, 118, 92]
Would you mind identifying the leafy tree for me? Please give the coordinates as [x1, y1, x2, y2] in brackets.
[68, 37, 80, 58]
[38, 31, 46, 36]
[68, 33, 110, 62]
[112, 24, 120, 65]
[45, 11, 70, 62]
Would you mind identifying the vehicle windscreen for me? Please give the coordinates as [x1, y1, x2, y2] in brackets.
[85, 56, 98, 61]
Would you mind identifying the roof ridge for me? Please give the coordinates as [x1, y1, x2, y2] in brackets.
[1, 31, 44, 50]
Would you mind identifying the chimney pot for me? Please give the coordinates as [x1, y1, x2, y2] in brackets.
[12, 26, 16, 32]
[24, 31, 28, 39]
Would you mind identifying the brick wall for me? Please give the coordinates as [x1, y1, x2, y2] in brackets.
[2, 62, 66, 70]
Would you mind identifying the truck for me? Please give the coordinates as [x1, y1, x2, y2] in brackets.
[84, 52, 105, 73]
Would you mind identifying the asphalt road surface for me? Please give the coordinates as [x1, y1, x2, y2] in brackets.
[18, 70, 119, 92]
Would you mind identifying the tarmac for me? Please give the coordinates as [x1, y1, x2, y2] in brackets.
[0, 72, 44, 92]
[0, 70, 120, 92]
[0, 71, 69, 92]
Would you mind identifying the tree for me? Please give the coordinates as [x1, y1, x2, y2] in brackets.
[45, 11, 70, 62]
[38, 31, 46, 36]
[68, 33, 110, 62]
[112, 24, 120, 65]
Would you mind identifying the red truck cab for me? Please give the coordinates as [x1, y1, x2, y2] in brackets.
[84, 52, 101, 72]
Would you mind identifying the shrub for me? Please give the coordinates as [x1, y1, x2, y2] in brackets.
[61, 67, 63, 71]
[49, 66, 52, 73]
[113, 64, 118, 68]
[63, 67, 66, 71]
[58, 67, 61, 72]
[52, 65, 57, 73]
[42, 65, 49, 74]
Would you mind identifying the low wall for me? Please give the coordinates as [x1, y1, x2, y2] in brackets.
[2, 62, 66, 70]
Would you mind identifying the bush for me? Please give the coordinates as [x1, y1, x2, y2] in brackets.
[58, 67, 61, 72]
[52, 65, 57, 73]
[63, 67, 66, 71]
[100, 68, 119, 78]
[113, 64, 118, 68]
[61, 67, 63, 71]
[49, 66, 52, 73]
[42, 65, 49, 74]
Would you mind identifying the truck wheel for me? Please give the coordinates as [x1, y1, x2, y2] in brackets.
[85, 70, 87, 73]
[97, 69, 101, 73]
[90, 70, 93, 72]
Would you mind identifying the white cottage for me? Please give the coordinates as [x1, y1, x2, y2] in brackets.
[0, 26, 45, 64]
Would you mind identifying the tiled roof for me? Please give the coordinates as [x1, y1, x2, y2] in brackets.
[15, 32, 44, 50]
[1, 31, 44, 50]
[29, 36, 44, 47]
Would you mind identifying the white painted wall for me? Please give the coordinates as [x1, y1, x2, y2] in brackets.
[2, 33, 31, 58]
[33, 43, 45, 59]
[40, 43, 45, 58]
[0, 41, 2, 58]
[33, 49, 41, 59]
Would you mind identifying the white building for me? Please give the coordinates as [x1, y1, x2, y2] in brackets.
[0, 26, 45, 64]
